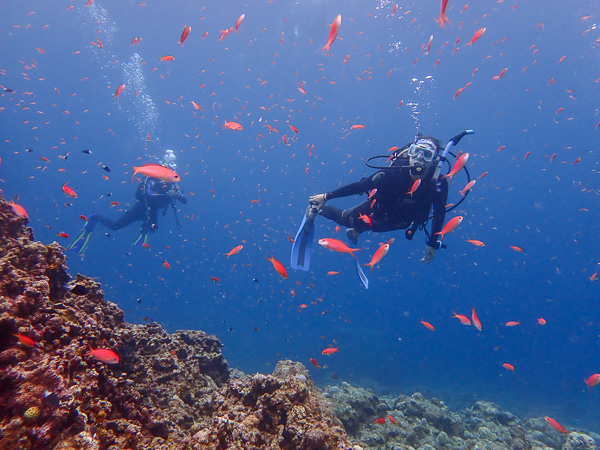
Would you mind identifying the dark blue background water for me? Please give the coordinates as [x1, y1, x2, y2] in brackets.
[2, 0, 600, 433]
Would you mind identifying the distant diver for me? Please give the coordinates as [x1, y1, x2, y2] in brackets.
[68, 149, 186, 254]
[291, 130, 474, 288]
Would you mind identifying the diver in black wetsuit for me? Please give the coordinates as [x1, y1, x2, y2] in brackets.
[68, 150, 187, 254]
[308, 136, 448, 264]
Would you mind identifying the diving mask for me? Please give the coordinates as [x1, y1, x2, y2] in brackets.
[408, 139, 437, 162]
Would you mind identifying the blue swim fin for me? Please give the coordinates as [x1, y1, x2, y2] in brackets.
[290, 209, 315, 271]
[345, 230, 369, 289]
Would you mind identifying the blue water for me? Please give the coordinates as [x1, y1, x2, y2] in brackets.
[2, 0, 600, 433]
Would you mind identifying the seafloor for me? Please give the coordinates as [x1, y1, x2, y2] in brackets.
[0, 193, 597, 450]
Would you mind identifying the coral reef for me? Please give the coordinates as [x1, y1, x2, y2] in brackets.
[0, 196, 353, 449]
[324, 383, 599, 450]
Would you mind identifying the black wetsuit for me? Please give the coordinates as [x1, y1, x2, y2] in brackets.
[90, 178, 187, 236]
[320, 156, 448, 248]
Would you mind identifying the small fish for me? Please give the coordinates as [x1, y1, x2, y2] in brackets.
[57, 232, 70, 238]
[131, 163, 180, 183]
[14, 332, 35, 347]
[408, 179, 421, 197]
[460, 179, 476, 196]
[375, 417, 386, 424]
[163, 259, 171, 270]
[327, 271, 339, 276]
[265, 253, 287, 279]
[466, 238, 485, 247]
[178, 26, 191, 45]
[321, 347, 339, 355]
[443, 153, 469, 182]
[225, 245, 243, 258]
[363, 243, 390, 272]
[585, 373, 600, 388]
[544, 417, 567, 434]
[466, 28, 486, 47]
[435, 0, 449, 27]
[85, 346, 120, 364]
[503, 363, 515, 372]
[421, 320, 435, 331]
[452, 312, 471, 326]
[159, 55, 175, 62]
[505, 321, 520, 327]
[62, 183, 78, 198]
[350, 124, 365, 130]
[510, 245, 524, 253]
[322, 14, 342, 54]
[141, 243, 150, 249]
[435, 216, 463, 240]
[115, 84, 125, 98]
[235, 14, 245, 31]
[537, 317, 546, 326]
[211, 276, 220, 282]
[9, 201, 28, 218]
[223, 120, 243, 131]
[310, 358, 320, 369]
[471, 308, 482, 331]
[318, 238, 360, 259]
[387, 415, 398, 425]
[82, 149, 92, 154]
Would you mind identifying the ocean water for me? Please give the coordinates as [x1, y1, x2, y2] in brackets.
[2, 0, 600, 434]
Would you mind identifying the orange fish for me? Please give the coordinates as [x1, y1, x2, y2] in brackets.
[191, 101, 201, 111]
[387, 415, 398, 425]
[289, 124, 299, 133]
[363, 243, 390, 272]
[466, 28, 486, 47]
[14, 332, 35, 347]
[163, 259, 171, 270]
[211, 276, 220, 282]
[225, 245, 243, 258]
[85, 346, 120, 364]
[510, 246, 523, 253]
[62, 183, 78, 198]
[585, 373, 600, 388]
[408, 179, 421, 197]
[452, 312, 471, 326]
[141, 243, 150, 249]
[368, 188, 377, 199]
[9, 201, 28, 218]
[375, 417, 386, 424]
[466, 238, 485, 247]
[178, 26, 191, 45]
[159, 55, 175, 62]
[322, 14, 342, 54]
[590, 272, 597, 282]
[350, 124, 365, 130]
[131, 163, 180, 183]
[502, 363, 515, 372]
[115, 84, 125, 98]
[435, 216, 463, 240]
[322, 347, 339, 355]
[421, 320, 435, 331]
[318, 238, 360, 260]
[223, 120, 243, 131]
[537, 317, 546, 326]
[443, 153, 469, 182]
[492, 68, 507, 80]
[460, 179, 476, 196]
[471, 308, 482, 331]
[505, 321, 520, 327]
[265, 253, 287, 279]
[327, 271, 339, 276]
[310, 358, 320, 369]
[235, 14, 245, 31]
[544, 417, 567, 434]
[436, 0, 450, 26]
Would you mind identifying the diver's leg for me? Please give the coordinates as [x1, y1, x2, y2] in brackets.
[319, 205, 352, 227]
[97, 202, 146, 231]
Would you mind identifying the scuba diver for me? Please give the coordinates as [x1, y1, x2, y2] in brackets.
[290, 130, 474, 288]
[68, 149, 187, 254]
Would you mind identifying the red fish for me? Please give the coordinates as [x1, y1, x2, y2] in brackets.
[160, 55, 175, 62]
[310, 358, 320, 369]
[375, 417, 386, 424]
[452, 312, 471, 326]
[225, 245, 243, 258]
[318, 238, 360, 260]
[505, 321, 520, 327]
[86, 346, 120, 364]
[322, 14, 342, 54]
[421, 320, 435, 331]
[426, 35, 433, 54]
[163, 259, 171, 270]
[466, 28, 486, 47]
[435, 216, 463, 240]
[460, 179, 476, 196]
[408, 179, 421, 197]
[9, 201, 28, 218]
[211, 276, 220, 282]
[14, 332, 35, 347]
[141, 243, 150, 249]
[236, 14, 245, 31]
[178, 26, 191, 45]
[471, 308, 482, 331]
[510, 245, 524, 253]
[443, 153, 469, 182]
[537, 317, 546, 326]
[57, 232, 70, 238]
[466, 238, 485, 247]
[436, 0, 449, 27]
[503, 363, 515, 372]
[387, 415, 398, 425]
[223, 120, 243, 131]
[544, 417, 567, 434]
[363, 243, 390, 272]
[585, 373, 600, 388]
[131, 163, 180, 183]
[115, 84, 125, 98]
[265, 253, 287, 279]
[322, 347, 339, 355]
[492, 68, 507, 80]
[62, 183, 78, 198]
[350, 124, 365, 130]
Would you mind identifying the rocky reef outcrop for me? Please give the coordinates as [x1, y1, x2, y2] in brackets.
[0, 196, 353, 449]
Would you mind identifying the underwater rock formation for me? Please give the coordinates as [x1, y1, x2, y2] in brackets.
[324, 383, 599, 450]
[0, 196, 353, 449]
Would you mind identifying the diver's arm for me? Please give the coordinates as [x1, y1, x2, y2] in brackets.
[325, 172, 383, 201]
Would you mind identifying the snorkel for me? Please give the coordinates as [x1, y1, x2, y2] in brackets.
[431, 129, 475, 191]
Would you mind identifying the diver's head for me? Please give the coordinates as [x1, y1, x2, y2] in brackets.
[162, 149, 177, 172]
[407, 137, 439, 177]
